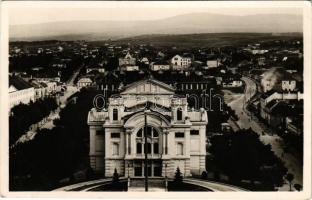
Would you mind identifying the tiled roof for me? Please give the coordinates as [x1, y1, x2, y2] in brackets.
[9, 76, 33, 90]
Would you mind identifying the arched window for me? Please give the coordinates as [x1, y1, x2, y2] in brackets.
[146, 126, 152, 138]
[137, 129, 142, 137]
[177, 108, 183, 121]
[113, 108, 118, 121]
[153, 130, 159, 138]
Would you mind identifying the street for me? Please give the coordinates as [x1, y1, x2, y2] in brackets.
[225, 76, 302, 191]
[12, 85, 78, 146]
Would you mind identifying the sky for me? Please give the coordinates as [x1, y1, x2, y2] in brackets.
[7, 1, 304, 25]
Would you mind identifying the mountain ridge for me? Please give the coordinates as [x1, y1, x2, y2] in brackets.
[10, 13, 303, 41]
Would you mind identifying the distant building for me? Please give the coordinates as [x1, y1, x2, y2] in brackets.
[77, 77, 93, 89]
[171, 55, 192, 71]
[260, 99, 303, 130]
[222, 80, 243, 88]
[251, 49, 268, 55]
[9, 76, 35, 108]
[150, 61, 170, 71]
[29, 80, 48, 100]
[282, 80, 296, 92]
[140, 57, 149, 65]
[206, 60, 220, 69]
[86, 67, 105, 74]
[87, 79, 208, 177]
[119, 52, 136, 67]
[259, 90, 303, 120]
[121, 65, 139, 72]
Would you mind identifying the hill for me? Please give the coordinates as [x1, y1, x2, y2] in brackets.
[10, 13, 303, 41]
[112, 33, 303, 48]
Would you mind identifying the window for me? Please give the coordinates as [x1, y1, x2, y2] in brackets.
[137, 129, 142, 137]
[175, 132, 184, 138]
[147, 143, 152, 154]
[177, 108, 183, 121]
[113, 108, 118, 121]
[146, 127, 152, 138]
[112, 143, 119, 155]
[153, 143, 159, 154]
[137, 143, 142, 154]
[177, 143, 183, 155]
[111, 132, 120, 138]
[153, 130, 159, 138]
[190, 130, 199, 135]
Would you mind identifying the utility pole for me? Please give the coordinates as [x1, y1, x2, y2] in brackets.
[144, 109, 149, 192]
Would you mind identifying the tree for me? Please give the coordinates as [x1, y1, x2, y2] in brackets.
[174, 167, 183, 183]
[112, 168, 119, 183]
[285, 173, 294, 191]
[294, 183, 302, 191]
[208, 128, 287, 188]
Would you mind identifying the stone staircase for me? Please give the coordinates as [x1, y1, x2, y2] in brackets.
[128, 178, 166, 192]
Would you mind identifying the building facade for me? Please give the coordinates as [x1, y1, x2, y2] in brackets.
[150, 61, 170, 71]
[171, 55, 192, 71]
[9, 76, 35, 108]
[77, 77, 93, 89]
[87, 79, 208, 178]
[119, 52, 136, 67]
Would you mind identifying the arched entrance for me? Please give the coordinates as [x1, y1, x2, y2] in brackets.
[133, 126, 162, 177]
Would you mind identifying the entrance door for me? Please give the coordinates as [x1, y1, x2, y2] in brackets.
[133, 160, 162, 177]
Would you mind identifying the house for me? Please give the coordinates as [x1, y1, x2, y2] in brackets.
[96, 72, 121, 92]
[171, 55, 192, 71]
[262, 100, 289, 129]
[140, 57, 149, 65]
[222, 79, 243, 88]
[121, 65, 139, 72]
[29, 79, 48, 100]
[150, 61, 170, 71]
[9, 76, 35, 108]
[261, 100, 303, 130]
[87, 79, 208, 177]
[86, 67, 105, 74]
[119, 52, 136, 67]
[282, 80, 296, 92]
[259, 90, 303, 120]
[77, 77, 93, 89]
[206, 60, 220, 69]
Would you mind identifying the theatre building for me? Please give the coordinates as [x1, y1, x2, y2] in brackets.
[87, 79, 208, 178]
